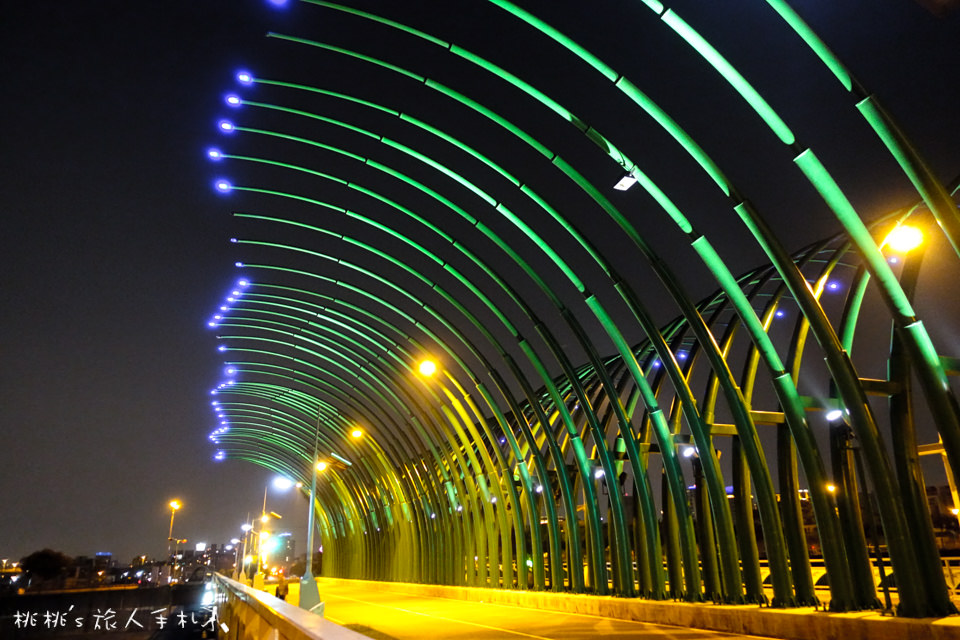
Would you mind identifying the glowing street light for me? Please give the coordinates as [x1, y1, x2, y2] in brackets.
[883, 225, 923, 253]
[351, 428, 364, 439]
[167, 500, 182, 582]
[418, 359, 438, 376]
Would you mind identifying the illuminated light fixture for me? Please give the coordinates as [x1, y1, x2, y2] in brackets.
[218, 345, 227, 352]
[273, 477, 294, 490]
[775, 310, 786, 318]
[207, 148, 223, 161]
[535, 485, 543, 494]
[225, 94, 242, 107]
[215, 180, 232, 193]
[316, 461, 327, 471]
[826, 484, 837, 493]
[593, 468, 605, 479]
[491, 496, 497, 503]
[211, 401, 218, 406]
[651, 359, 660, 368]
[456, 505, 463, 512]
[231, 290, 240, 296]
[430, 513, 436, 519]
[220, 306, 228, 311]
[889, 256, 899, 264]
[883, 225, 923, 253]
[350, 428, 363, 439]
[682, 446, 697, 458]
[226, 367, 236, 375]
[241, 523, 252, 532]
[214, 451, 225, 461]
[207, 320, 217, 328]
[418, 359, 437, 376]
[952, 508, 959, 516]
[210, 390, 217, 395]
[266, 0, 289, 6]
[170, 500, 182, 510]
[825, 409, 844, 422]
[236, 70, 253, 85]
[499, 437, 506, 445]
[226, 297, 235, 302]
[235, 262, 244, 267]
[238, 279, 249, 287]
[827, 281, 840, 291]
[677, 351, 688, 360]
[218, 120, 235, 132]
[613, 172, 638, 191]
[214, 315, 222, 321]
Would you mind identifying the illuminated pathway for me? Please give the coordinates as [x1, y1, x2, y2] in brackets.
[301, 580, 781, 640]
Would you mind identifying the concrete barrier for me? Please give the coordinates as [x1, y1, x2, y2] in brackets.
[214, 574, 370, 640]
[316, 576, 960, 640]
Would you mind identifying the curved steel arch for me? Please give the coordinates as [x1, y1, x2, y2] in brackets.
[203, 0, 960, 617]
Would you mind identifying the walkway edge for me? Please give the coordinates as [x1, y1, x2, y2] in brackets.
[316, 577, 960, 640]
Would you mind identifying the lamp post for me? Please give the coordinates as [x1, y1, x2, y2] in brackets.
[167, 500, 181, 582]
[299, 456, 326, 612]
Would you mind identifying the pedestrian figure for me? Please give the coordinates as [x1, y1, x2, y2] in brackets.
[276, 574, 289, 601]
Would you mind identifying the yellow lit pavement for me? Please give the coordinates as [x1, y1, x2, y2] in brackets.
[276, 580, 783, 639]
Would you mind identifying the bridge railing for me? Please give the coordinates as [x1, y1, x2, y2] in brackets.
[212, 574, 369, 640]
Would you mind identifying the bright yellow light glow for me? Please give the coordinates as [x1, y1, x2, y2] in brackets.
[169, 500, 181, 510]
[351, 428, 363, 439]
[295, 482, 303, 489]
[243, 555, 253, 564]
[316, 461, 328, 471]
[261, 515, 269, 523]
[418, 359, 437, 376]
[883, 225, 923, 252]
[261, 531, 270, 539]
[952, 508, 959, 516]
[826, 484, 837, 493]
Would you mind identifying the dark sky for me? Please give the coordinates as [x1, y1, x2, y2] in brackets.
[2, 0, 958, 565]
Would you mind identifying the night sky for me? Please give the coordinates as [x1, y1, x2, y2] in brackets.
[2, 0, 958, 565]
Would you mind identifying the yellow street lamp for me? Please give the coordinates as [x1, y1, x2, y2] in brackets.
[167, 499, 182, 578]
[351, 427, 364, 439]
[316, 461, 328, 471]
[882, 225, 923, 253]
[418, 359, 438, 376]
[826, 484, 837, 494]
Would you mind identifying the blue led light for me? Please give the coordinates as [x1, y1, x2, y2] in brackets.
[266, 0, 289, 6]
[235, 262, 244, 267]
[232, 290, 240, 296]
[775, 310, 786, 318]
[236, 70, 254, 85]
[238, 279, 249, 287]
[230, 238, 238, 244]
[226, 367, 237, 375]
[220, 306, 228, 311]
[827, 281, 840, 291]
[215, 180, 232, 193]
[218, 345, 227, 352]
[207, 148, 223, 161]
[225, 94, 242, 107]
[226, 297, 235, 303]
[218, 120, 235, 133]
[208, 320, 217, 327]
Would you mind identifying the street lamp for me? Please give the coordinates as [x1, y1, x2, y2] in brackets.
[418, 358, 437, 376]
[167, 500, 182, 581]
[882, 224, 923, 253]
[300, 458, 328, 612]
